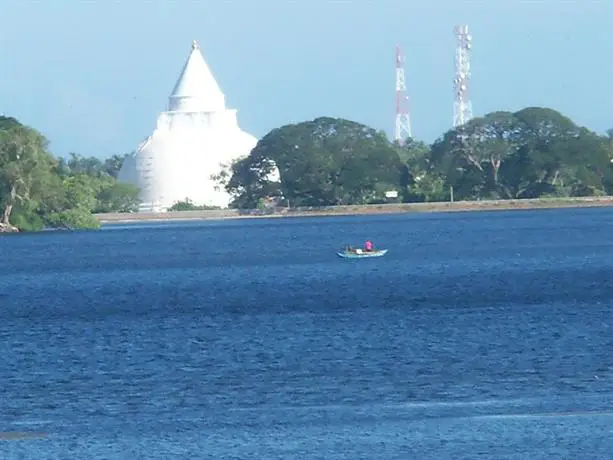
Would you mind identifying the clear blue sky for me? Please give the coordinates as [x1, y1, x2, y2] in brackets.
[1, 0, 611, 158]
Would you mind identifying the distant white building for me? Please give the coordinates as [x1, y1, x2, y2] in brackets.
[118, 40, 258, 211]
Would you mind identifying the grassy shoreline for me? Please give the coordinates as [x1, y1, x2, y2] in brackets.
[95, 196, 613, 224]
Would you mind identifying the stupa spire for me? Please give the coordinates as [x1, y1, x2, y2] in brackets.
[118, 38, 258, 211]
[168, 40, 225, 113]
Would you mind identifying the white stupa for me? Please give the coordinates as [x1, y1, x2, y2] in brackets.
[118, 40, 258, 211]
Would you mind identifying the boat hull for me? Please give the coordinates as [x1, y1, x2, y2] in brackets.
[337, 249, 388, 259]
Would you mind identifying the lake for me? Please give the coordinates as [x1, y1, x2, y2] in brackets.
[1, 207, 613, 459]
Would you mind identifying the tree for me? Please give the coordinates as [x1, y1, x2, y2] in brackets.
[95, 181, 140, 213]
[396, 137, 430, 171]
[226, 155, 281, 209]
[103, 153, 130, 178]
[501, 108, 612, 198]
[0, 116, 141, 231]
[58, 152, 130, 179]
[429, 111, 521, 199]
[5, 105, 613, 232]
[429, 107, 613, 200]
[395, 137, 447, 202]
[63, 152, 105, 177]
[0, 117, 56, 226]
[226, 117, 405, 208]
[168, 198, 220, 211]
[55, 153, 140, 214]
[40, 174, 101, 229]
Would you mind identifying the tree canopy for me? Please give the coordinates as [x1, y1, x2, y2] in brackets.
[427, 107, 613, 200]
[0, 116, 139, 231]
[224, 109, 613, 208]
[226, 117, 406, 208]
[3, 106, 613, 231]
[167, 198, 220, 211]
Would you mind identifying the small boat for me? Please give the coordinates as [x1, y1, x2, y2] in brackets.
[337, 247, 388, 259]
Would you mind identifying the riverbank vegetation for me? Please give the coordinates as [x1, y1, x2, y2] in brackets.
[0, 116, 138, 232]
[225, 107, 613, 209]
[3, 106, 613, 231]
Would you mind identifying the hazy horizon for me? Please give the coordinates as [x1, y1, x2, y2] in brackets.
[1, 0, 611, 158]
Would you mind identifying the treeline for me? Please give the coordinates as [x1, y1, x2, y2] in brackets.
[224, 107, 613, 208]
[3, 106, 613, 231]
[0, 116, 138, 232]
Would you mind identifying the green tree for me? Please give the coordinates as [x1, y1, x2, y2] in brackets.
[429, 107, 613, 200]
[41, 174, 101, 229]
[168, 198, 220, 211]
[227, 117, 404, 208]
[59, 152, 130, 179]
[5, 106, 613, 231]
[501, 108, 612, 198]
[94, 175, 140, 213]
[56, 153, 140, 214]
[430, 111, 521, 199]
[396, 138, 430, 168]
[103, 153, 130, 178]
[0, 116, 141, 231]
[395, 137, 448, 202]
[64, 152, 106, 176]
[0, 117, 56, 227]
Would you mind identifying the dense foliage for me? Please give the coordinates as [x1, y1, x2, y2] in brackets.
[4, 106, 613, 230]
[225, 109, 613, 208]
[167, 199, 220, 211]
[0, 116, 139, 231]
[226, 117, 405, 208]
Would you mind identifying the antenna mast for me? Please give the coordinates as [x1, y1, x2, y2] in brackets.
[394, 45, 412, 144]
[453, 25, 473, 128]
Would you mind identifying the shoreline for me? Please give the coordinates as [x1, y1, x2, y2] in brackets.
[95, 196, 613, 224]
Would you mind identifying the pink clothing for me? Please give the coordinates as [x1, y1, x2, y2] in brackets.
[365, 241, 373, 251]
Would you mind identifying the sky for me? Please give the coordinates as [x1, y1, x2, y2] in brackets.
[1, 0, 612, 159]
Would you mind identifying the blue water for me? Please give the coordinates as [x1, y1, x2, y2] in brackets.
[1, 208, 613, 459]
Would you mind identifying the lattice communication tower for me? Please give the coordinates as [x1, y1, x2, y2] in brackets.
[453, 25, 473, 128]
[394, 45, 412, 144]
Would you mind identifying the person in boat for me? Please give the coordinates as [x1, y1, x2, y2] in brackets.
[364, 240, 374, 252]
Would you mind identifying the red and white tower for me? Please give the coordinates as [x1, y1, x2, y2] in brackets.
[394, 45, 412, 144]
